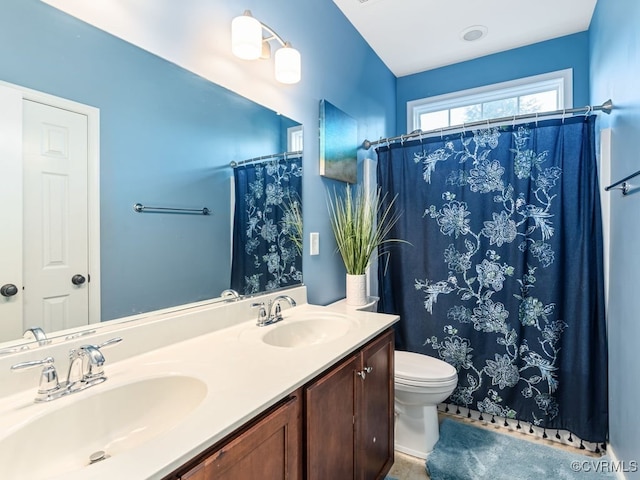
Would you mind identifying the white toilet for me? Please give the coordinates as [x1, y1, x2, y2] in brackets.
[394, 351, 458, 458]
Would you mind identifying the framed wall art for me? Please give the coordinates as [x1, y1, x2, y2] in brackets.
[319, 99, 357, 184]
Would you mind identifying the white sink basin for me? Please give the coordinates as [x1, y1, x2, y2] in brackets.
[261, 312, 356, 348]
[0, 375, 207, 479]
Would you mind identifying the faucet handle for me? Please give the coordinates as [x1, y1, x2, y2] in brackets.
[83, 337, 122, 379]
[11, 356, 61, 401]
[11, 356, 55, 372]
[251, 302, 268, 326]
[77, 345, 106, 382]
[94, 337, 123, 350]
[69, 336, 122, 361]
[274, 302, 282, 321]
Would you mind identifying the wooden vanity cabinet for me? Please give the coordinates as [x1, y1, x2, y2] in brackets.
[357, 329, 395, 479]
[305, 355, 360, 479]
[179, 393, 302, 480]
[171, 328, 394, 480]
[306, 329, 394, 480]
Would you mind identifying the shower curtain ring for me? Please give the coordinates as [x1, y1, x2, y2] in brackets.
[585, 105, 592, 117]
[440, 128, 444, 140]
[562, 109, 566, 123]
[535, 112, 539, 126]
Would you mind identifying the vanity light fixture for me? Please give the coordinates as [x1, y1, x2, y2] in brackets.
[231, 10, 301, 84]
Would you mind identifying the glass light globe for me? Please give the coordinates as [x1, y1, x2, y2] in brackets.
[275, 44, 301, 84]
[231, 12, 262, 60]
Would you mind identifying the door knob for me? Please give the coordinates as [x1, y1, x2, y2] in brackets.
[1, 284, 18, 297]
[71, 274, 86, 286]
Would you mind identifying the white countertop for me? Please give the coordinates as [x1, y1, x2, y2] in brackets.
[0, 300, 398, 480]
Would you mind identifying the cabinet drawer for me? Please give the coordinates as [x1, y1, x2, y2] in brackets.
[181, 394, 301, 480]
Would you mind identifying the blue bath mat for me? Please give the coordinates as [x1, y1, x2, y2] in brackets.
[426, 419, 616, 480]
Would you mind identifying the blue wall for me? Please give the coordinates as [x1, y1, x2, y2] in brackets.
[396, 32, 590, 134]
[0, 0, 294, 319]
[0, 0, 397, 316]
[590, 0, 640, 475]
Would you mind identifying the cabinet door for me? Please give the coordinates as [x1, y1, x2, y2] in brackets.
[358, 330, 394, 480]
[182, 395, 301, 480]
[305, 355, 359, 480]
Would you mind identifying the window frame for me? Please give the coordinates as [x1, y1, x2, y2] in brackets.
[287, 125, 303, 152]
[407, 69, 573, 133]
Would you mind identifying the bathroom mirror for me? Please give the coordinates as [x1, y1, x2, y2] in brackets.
[0, 0, 303, 350]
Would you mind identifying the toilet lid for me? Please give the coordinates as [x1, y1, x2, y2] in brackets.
[395, 350, 457, 384]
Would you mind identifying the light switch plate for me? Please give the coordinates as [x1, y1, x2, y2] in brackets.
[310, 232, 319, 255]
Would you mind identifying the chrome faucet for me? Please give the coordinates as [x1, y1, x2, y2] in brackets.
[23, 327, 48, 346]
[66, 345, 107, 388]
[10, 337, 122, 402]
[220, 289, 240, 300]
[252, 295, 297, 327]
[268, 295, 297, 322]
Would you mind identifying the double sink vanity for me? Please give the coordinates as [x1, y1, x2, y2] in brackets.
[0, 286, 398, 479]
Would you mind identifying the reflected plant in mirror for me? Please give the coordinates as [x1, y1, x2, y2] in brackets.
[0, 0, 303, 350]
[282, 193, 303, 256]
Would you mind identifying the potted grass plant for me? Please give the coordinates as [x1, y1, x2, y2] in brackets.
[327, 184, 404, 306]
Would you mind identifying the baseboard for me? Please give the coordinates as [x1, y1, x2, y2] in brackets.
[607, 445, 628, 480]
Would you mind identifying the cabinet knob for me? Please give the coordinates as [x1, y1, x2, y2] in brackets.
[363, 366, 373, 374]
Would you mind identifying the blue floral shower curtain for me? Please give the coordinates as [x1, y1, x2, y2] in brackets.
[377, 116, 608, 443]
[231, 157, 303, 295]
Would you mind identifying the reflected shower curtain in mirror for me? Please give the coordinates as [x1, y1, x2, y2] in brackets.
[377, 116, 608, 443]
[231, 157, 303, 295]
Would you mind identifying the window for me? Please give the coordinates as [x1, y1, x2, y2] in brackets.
[407, 69, 572, 132]
[287, 125, 303, 152]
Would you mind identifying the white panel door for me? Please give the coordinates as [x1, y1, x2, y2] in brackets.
[0, 86, 24, 340]
[22, 100, 89, 333]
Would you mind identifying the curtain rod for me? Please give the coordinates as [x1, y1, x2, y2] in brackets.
[230, 150, 302, 168]
[362, 99, 613, 150]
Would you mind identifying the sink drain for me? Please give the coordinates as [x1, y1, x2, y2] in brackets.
[88, 450, 110, 465]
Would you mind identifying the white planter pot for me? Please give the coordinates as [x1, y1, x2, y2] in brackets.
[346, 273, 367, 306]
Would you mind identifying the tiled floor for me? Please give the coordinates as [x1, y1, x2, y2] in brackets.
[388, 451, 429, 480]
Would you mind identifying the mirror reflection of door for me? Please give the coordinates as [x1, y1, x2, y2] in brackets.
[0, 86, 23, 341]
[23, 99, 90, 334]
[0, 85, 91, 340]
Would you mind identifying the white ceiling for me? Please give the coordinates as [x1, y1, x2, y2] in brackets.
[41, 0, 598, 82]
[332, 0, 598, 77]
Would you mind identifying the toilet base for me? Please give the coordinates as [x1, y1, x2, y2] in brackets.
[395, 404, 439, 459]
